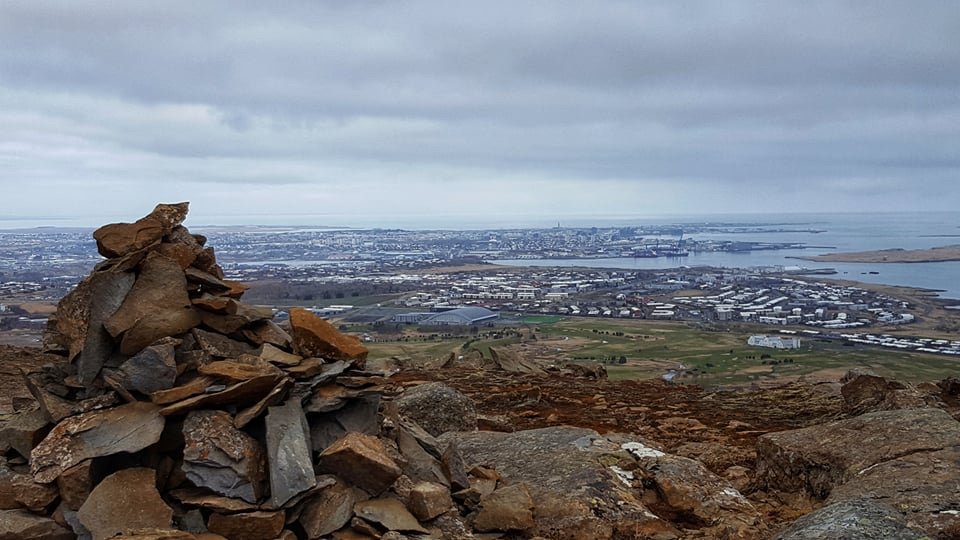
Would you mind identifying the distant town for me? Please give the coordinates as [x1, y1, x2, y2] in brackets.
[1, 224, 958, 357]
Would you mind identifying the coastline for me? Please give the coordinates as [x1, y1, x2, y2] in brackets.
[789, 245, 960, 264]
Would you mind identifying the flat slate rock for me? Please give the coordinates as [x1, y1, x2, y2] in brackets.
[77, 468, 173, 540]
[159, 374, 282, 416]
[118, 340, 178, 394]
[353, 498, 428, 534]
[182, 410, 266, 504]
[265, 400, 316, 507]
[77, 271, 136, 386]
[169, 488, 259, 514]
[207, 511, 284, 540]
[31, 401, 165, 484]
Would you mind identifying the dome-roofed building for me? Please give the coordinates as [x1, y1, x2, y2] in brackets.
[422, 306, 498, 326]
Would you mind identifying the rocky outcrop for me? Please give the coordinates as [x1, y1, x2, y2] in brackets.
[757, 407, 960, 537]
[773, 499, 929, 540]
[840, 369, 936, 415]
[442, 425, 760, 539]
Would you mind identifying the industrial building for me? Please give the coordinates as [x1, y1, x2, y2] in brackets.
[393, 306, 498, 326]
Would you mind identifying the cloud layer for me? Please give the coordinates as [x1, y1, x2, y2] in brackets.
[1, 1, 958, 226]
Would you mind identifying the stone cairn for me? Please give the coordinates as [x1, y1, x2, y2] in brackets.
[0, 203, 497, 540]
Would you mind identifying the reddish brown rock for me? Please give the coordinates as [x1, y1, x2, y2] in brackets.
[104, 252, 201, 355]
[182, 410, 266, 504]
[206, 511, 284, 540]
[115, 529, 200, 539]
[154, 242, 199, 269]
[169, 488, 259, 514]
[473, 483, 535, 533]
[55, 461, 95, 510]
[298, 478, 358, 538]
[31, 402, 165, 484]
[0, 467, 59, 513]
[317, 432, 402, 496]
[93, 202, 189, 259]
[150, 376, 214, 406]
[21, 374, 76, 424]
[0, 407, 49, 460]
[159, 374, 282, 416]
[840, 370, 933, 415]
[77, 468, 173, 540]
[408, 482, 453, 521]
[198, 312, 248, 335]
[198, 360, 281, 382]
[289, 308, 368, 363]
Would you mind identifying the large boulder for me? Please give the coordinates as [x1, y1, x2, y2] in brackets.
[774, 499, 929, 540]
[440, 426, 676, 539]
[755, 408, 960, 498]
[394, 382, 477, 437]
[757, 408, 960, 537]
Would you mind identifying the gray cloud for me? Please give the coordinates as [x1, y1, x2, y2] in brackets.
[0, 0, 958, 225]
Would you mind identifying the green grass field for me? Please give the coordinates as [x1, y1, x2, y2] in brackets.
[363, 316, 960, 385]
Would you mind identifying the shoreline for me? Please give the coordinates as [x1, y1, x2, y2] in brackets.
[789, 245, 960, 264]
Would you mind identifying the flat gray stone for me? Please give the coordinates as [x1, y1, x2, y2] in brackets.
[77, 271, 135, 386]
[265, 400, 316, 507]
[774, 499, 928, 540]
[182, 410, 266, 504]
[118, 340, 178, 394]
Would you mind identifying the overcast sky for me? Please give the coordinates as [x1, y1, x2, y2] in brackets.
[1, 1, 958, 227]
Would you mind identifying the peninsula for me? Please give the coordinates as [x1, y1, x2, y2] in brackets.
[792, 244, 960, 263]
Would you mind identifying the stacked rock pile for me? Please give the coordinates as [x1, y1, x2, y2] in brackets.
[0, 203, 516, 540]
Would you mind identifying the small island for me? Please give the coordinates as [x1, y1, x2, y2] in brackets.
[791, 244, 960, 263]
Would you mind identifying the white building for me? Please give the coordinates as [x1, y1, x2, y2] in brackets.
[747, 335, 801, 349]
